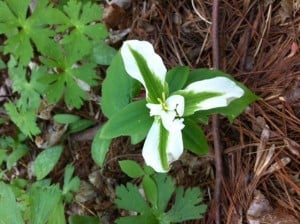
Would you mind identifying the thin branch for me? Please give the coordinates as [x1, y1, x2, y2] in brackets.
[212, 1, 222, 224]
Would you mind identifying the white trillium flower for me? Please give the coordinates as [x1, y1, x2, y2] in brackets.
[120, 40, 245, 172]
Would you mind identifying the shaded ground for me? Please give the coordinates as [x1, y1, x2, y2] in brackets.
[1, 0, 300, 223]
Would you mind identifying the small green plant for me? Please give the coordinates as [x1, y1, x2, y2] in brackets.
[0, 164, 81, 224]
[92, 40, 258, 172]
[0, 133, 30, 178]
[0, 0, 115, 137]
[115, 160, 207, 223]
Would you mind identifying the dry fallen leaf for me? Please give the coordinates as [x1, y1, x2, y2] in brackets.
[35, 122, 68, 149]
[106, 0, 131, 9]
[37, 100, 55, 120]
[284, 138, 300, 157]
[103, 3, 129, 30]
[247, 190, 298, 224]
[264, 157, 291, 175]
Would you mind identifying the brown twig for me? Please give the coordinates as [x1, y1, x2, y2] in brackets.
[212, 0, 222, 224]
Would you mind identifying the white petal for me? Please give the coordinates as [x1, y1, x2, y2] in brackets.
[161, 111, 184, 131]
[146, 103, 163, 117]
[166, 95, 185, 116]
[184, 77, 244, 110]
[120, 40, 167, 87]
[166, 128, 184, 164]
[142, 119, 184, 173]
[142, 120, 166, 172]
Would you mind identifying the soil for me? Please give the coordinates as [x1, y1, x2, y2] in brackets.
[1, 1, 300, 223]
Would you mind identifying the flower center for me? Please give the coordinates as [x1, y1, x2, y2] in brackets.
[157, 92, 169, 111]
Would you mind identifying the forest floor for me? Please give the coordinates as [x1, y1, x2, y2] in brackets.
[1, 0, 300, 223]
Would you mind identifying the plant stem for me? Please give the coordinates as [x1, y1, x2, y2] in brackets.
[212, 0, 222, 224]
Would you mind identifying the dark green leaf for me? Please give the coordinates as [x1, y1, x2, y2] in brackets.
[182, 118, 208, 155]
[100, 100, 153, 140]
[102, 52, 140, 118]
[166, 66, 189, 93]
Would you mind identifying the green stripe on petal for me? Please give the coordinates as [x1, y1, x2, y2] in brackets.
[120, 40, 168, 103]
[177, 91, 222, 116]
[178, 77, 244, 116]
[158, 121, 169, 170]
[142, 119, 184, 173]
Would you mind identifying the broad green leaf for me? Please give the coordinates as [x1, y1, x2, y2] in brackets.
[142, 175, 158, 209]
[68, 119, 95, 134]
[34, 145, 63, 180]
[100, 100, 153, 140]
[53, 114, 81, 124]
[119, 160, 145, 178]
[115, 183, 150, 213]
[91, 41, 117, 65]
[0, 182, 24, 224]
[69, 215, 101, 224]
[5, 102, 40, 137]
[185, 69, 258, 121]
[182, 118, 208, 155]
[165, 187, 207, 222]
[29, 184, 63, 224]
[102, 52, 140, 118]
[91, 127, 112, 167]
[166, 66, 189, 93]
